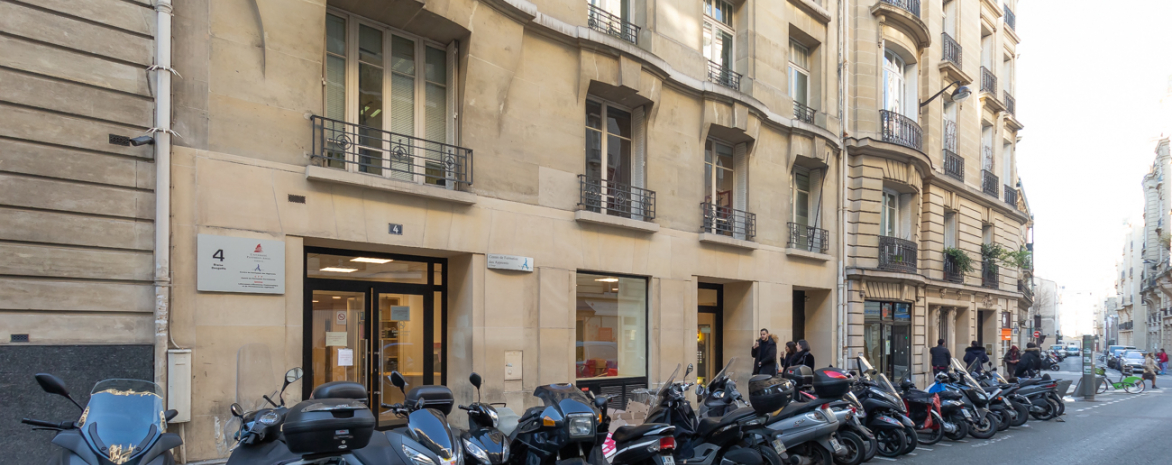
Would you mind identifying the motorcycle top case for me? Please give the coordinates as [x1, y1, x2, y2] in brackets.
[283, 399, 375, 455]
[748, 374, 795, 414]
[783, 365, 814, 388]
[811, 368, 852, 399]
[405, 385, 455, 415]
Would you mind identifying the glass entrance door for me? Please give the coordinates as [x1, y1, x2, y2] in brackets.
[697, 284, 723, 385]
[310, 291, 369, 391]
[375, 292, 427, 428]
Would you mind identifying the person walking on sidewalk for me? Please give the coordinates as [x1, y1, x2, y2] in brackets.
[964, 341, 990, 373]
[930, 339, 951, 374]
[1003, 345, 1021, 376]
[751, 329, 779, 375]
[1158, 349, 1168, 375]
[1016, 343, 1043, 378]
[1143, 353, 1160, 389]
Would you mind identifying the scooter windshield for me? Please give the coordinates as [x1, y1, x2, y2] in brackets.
[707, 357, 737, 391]
[533, 384, 593, 409]
[658, 364, 681, 398]
[83, 379, 164, 462]
[856, 356, 901, 401]
[409, 409, 457, 460]
[951, 359, 983, 390]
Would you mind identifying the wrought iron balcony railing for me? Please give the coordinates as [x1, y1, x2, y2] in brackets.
[944, 149, 964, 181]
[943, 253, 964, 283]
[942, 32, 962, 67]
[587, 4, 639, 44]
[1019, 279, 1034, 299]
[708, 60, 742, 89]
[578, 175, 656, 221]
[1004, 184, 1018, 207]
[982, 260, 998, 289]
[879, 0, 920, 17]
[981, 169, 999, 197]
[702, 202, 756, 240]
[788, 222, 830, 253]
[1003, 5, 1016, 31]
[1004, 91, 1016, 116]
[879, 236, 917, 273]
[310, 115, 472, 188]
[793, 101, 816, 124]
[879, 110, 922, 151]
[980, 66, 997, 95]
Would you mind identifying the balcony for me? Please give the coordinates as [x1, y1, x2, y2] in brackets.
[943, 253, 964, 283]
[1004, 91, 1016, 116]
[788, 222, 830, 254]
[1004, 184, 1018, 207]
[941, 32, 962, 67]
[587, 3, 639, 45]
[944, 149, 964, 181]
[708, 61, 742, 90]
[1003, 5, 1016, 31]
[578, 175, 656, 220]
[793, 101, 816, 124]
[981, 169, 999, 197]
[878, 236, 917, 273]
[879, 0, 920, 17]
[1019, 279, 1034, 299]
[879, 110, 923, 151]
[309, 115, 475, 202]
[982, 260, 998, 289]
[702, 202, 756, 240]
[980, 67, 997, 95]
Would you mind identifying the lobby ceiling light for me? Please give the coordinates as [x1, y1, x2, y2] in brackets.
[332, 296, 341, 300]
[595, 278, 619, 283]
[351, 257, 392, 264]
[312, 300, 319, 303]
[320, 267, 358, 273]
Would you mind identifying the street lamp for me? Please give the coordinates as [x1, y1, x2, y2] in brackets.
[919, 80, 971, 108]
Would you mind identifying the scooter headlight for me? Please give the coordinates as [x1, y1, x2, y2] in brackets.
[462, 438, 490, 464]
[567, 413, 596, 439]
[487, 407, 500, 429]
[257, 411, 280, 425]
[403, 444, 438, 465]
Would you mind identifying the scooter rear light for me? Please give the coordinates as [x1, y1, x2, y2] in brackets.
[659, 437, 676, 450]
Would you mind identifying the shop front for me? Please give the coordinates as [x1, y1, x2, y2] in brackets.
[574, 272, 648, 409]
[863, 300, 912, 381]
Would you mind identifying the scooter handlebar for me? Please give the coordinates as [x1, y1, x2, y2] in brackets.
[22, 418, 72, 429]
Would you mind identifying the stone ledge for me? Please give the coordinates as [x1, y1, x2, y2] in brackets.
[699, 233, 759, 250]
[574, 210, 659, 233]
[785, 247, 833, 262]
[305, 165, 477, 205]
[787, 0, 833, 24]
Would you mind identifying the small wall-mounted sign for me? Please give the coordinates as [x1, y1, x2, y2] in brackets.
[197, 234, 285, 294]
[389, 223, 403, 235]
[487, 254, 534, 272]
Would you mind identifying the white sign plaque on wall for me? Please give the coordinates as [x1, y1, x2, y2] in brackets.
[487, 254, 534, 272]
[197, 234, 286, 294]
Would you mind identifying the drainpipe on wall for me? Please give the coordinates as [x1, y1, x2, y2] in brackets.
[836, 0, 849, 368]
[153, 0, 174, 408]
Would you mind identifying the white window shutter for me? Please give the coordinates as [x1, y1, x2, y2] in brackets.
[632, 105, 646, 221]
[733, 142, 748, 240]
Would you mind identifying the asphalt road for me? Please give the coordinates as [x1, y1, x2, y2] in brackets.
[889, 356, 1172, 465]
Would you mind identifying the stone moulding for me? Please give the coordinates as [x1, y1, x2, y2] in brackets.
[573, 210, 660, 233]
[304, 165, 478, 205]
[699, 232, 759, 250]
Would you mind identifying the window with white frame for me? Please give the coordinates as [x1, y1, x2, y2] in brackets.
[944, 211, 958, 248]
[703, 0, 734, 71]
[881, 189, 899, 238]
[981, 125, 994, 171]
[883, 50, 907, 116]
[789, 40, 811, 108]
[585, 99, 649, 219]
[323, 12, 457, 185]
[704, 139, 735, 212]
[793, 168, 811, 227]
[1002, 142, 1013, 184]
[942, 0, 957, 37]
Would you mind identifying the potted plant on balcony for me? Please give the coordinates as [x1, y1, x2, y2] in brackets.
[943, 247, 975, 274]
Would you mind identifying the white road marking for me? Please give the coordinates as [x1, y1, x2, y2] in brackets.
[873, 457, 897, 461]
[936, 442, 953, 447]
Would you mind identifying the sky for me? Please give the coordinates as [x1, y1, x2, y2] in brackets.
[1015, 0, 1172, 325]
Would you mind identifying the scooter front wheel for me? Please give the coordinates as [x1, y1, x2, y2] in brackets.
[968, 411, 998, 439]
[900, 424, 918, 455]
[832, 431, 866, 465]
[944, 415, 968, 441]
[1009, 400, 1029, 427]
[874, 428, 906, 458]
[1029, 398, 1056, 421]
[916, 424, 943, 446]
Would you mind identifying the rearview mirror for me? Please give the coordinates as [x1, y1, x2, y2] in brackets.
[469, 372, 482, 389]
[35, 373, 70, 397]
[685, 364, 694, 378]
[230, 403, 245, 417]
[164, 409, 179, 421]
[594, 396, 608, 410]
[695, 385, 705, 397]
[286, 367, 304, 383]
[389, 371, 407, 393]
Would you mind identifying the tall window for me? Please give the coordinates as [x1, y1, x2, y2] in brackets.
[1002, 142, 1013, 185]
[942, 0, 957, 37]
[575, 273, 647, 380]
[944, 211, 958, 248]
[943, 101, 958, 152]
[323, 12, 454, 184]
[586, 100, 632, 187]
[793, 168, 811, 227]
[703, 0, 734, 70]
[883, 50, 907, 116]
[881, 189, 899, 237]
[981, 125, 994, 171]
[789, 40, 811, 108]
[704, 139, 735, 212]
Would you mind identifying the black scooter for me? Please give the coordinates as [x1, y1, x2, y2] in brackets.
[506, 383, 608, 465]
[226, 368, 305, 464]
[459, 372, 510, 464]
[22, 373, 182, 465]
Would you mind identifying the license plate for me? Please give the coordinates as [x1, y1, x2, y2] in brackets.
[961, 410, 972, 420]
[772, 438, 787, 455]
[662, 456, 675, 465]
[830, 438, 843, 453]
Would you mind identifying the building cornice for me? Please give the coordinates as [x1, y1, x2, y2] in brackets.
[846, 267, 1026, 302]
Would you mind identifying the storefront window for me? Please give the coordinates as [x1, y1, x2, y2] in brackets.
[863, 301, 912, 380]
[575, 273, 647, 380]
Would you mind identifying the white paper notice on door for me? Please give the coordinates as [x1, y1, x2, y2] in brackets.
[337, 348, 354, 367]
[325, 332, 347, 347]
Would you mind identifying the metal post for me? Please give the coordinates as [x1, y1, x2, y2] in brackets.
[1082, 334, 1095, 401]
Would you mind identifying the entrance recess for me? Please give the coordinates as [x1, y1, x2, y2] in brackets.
[304, 248, 446, 428]
[697, 283, 723, 385]
[864, 301, 911, 380]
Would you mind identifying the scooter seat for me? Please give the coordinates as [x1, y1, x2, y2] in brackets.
[771, 398, 831, 421]
[937, 390, 963, 401]
[904, 389, 933, 404]
[612, 423, 674, 444]
[696, 417, 723, 438]
[696, 407, 756, 438]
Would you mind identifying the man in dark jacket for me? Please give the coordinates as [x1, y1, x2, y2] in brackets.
[791, 339, 815, 369]
[751, 329, 778, 375]
[1015, 343, 1043, 378]
[963, 341, 990, 372]
[930, 339, 951, 374]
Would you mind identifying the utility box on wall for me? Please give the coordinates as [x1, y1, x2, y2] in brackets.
[167, 349, 192, 423]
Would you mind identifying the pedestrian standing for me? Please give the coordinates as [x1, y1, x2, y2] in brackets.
[930, 339, 952, 374]
[751, 329, 778, 375]
[963, 341, 990, 372]
[1158, 349, 1168, 375]
[781, 341, 798, 371]
[1015, 343, 1043, 378]
[1003, 345, 1021, 376]
[793, 339, 816, 369]
[1143, 353, 1159, 389]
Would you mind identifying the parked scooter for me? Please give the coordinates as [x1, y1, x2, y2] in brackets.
[459, 372, 510, 464]
[505, 382, 608, 465]
[897, 374, 953, 445]
[22, 373, 182, 465]
[697, 358, 747, 419]
[225, 367, 305, 464]
[928, 359, 999, 440]
[971, 365, 1031, 428]
[848, 357, 916, 457]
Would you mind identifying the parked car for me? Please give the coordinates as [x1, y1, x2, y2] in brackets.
[1108, 346, 1138, 369]
[1118, 350, 1147, 373]
[1066, 344, 1080, 356]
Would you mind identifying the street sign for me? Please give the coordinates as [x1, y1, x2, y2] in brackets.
[1034, 331, 1041, 338]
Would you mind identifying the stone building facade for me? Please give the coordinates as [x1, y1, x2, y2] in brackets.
[1140, 139, 1172, 352]
[841, 0, 1032, 384]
